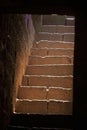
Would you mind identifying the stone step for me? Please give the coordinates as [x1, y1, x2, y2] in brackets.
[40, 25, 74, 33]
[25, 64, 73, 76]
[15, 99, 72, 115]
[31, 48, 74, 56]
[34, 41, 74, 49]
[38, 33, 74, 42]
[22, 75, 73, 88]
[29, 56, 73, 65]
[17, 86, 72, 101]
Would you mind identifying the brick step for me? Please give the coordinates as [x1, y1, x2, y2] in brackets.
[31, 48, 74, 56]
[15, 99, 72, 115]
[42, 15, 66, 25]
[37, 32, 74, 42]
[29, 56, 73, 65]
[65, 17, 75, 26]
[25, 64, 73, 76]
[17, 86, 72, 101]
[34, 41, 74, 48]
[40, 25, 74, 33]
[22, 75, 73, 88]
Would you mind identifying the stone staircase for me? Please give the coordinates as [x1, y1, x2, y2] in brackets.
[15, 15, 74, 115]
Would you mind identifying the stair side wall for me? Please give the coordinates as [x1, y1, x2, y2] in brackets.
[0, 14, 35, 130]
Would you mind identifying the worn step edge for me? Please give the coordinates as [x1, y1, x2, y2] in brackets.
[38, 32, 74, 35]
[8, 125, 69, 130]
[8, 125, 31, 129]
[42, 24, 75, 28]
[29, 55, 73, 58]
[36, 40, 74, 44]
[23, 75, 73, 78]
[20, 86, 72, 90]
[16, 99, 71, 103]
[27, 64, 73, 66]
[31, 48, 74, 50]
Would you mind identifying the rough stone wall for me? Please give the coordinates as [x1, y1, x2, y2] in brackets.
[0, 14, 35, 130]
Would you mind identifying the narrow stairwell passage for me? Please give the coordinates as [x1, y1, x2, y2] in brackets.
[15, 15, 75, 115]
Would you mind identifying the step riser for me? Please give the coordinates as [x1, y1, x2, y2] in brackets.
[34, 42, 74, 49]
[15, 100, 72, 115]
[38, 33, 62, 41]
[29, 57, 73, 65]
[42, 15, 66, 25]
[26, 65, 73, 76]
[15, 100, 47, 114]
[38, 33, 74, 42]
[47, 88, 72, 101]
[66, 19, 75, 26]
[31, 48, 74, 56]
[22, 76, 73, 88]
[18, 87, 72, 101]
[18, 87, 46, 99]
[48, 101, 72, 114]
[41, 26, 74, 33]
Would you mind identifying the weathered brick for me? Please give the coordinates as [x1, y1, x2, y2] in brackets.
[42, 15, 65, 25]
[18, 86, 47, 99]
[22, 75, 73, 88]
[47, 87, 72, 101]
[63, 33, 74, 42]
[47, 100, 72, 115]
[15, 100, 47, 114]
[29, 56, 73, 65]
[26, 64, 73, 76]
[47, 48, 74, 56]
[31, 48, 47, 56]
[66, 18, 75, 26]
[41, 25, 74, 33]
[31, 48, 74, 56]
[38, 33, 63, 41]
[41, 25, 56, 33]
[35, 41, 74, 48]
